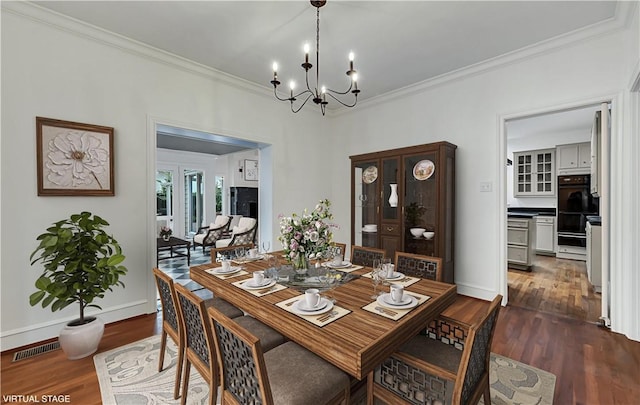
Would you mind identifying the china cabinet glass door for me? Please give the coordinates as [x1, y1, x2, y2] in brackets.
[403, 152, 438, 256]
[353, 160, 379, 248]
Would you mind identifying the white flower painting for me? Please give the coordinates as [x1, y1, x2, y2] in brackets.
[37, 117, 114, 196]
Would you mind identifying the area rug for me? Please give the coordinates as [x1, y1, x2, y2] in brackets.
[95, 335, 555, 404]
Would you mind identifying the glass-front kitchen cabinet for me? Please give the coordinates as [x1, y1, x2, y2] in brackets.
[350, 142, 456, 283]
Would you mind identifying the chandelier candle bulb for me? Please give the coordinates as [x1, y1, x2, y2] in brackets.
[304, 43, 310, 64]
[349, 51, 354, 71]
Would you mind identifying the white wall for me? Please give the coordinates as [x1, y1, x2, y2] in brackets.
[0, 4, 329, 350]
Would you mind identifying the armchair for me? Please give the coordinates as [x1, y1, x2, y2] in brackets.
[193, 215, 232, 253]
[215, 217, 257, 249]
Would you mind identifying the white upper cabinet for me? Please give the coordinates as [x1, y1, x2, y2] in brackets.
[557, 142, 591, 174]
[513, 148, 555, 197]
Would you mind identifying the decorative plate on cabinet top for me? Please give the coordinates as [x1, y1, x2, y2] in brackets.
[413, 160, 435, 181]
[362, 166, 378, 184]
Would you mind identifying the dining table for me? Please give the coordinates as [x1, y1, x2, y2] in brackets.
[190, 252, 457, 381]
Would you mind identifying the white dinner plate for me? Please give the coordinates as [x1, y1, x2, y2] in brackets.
[209, 266, 242, 275]
[242, 254, 265, 262]
[295, 299, 329, 312]
[326, 261, 352, 269]
[376, 293, 418, 310]
[241, 279, 276, 290]
[384, 272, 404, 280]
[291, 298, 334, 316]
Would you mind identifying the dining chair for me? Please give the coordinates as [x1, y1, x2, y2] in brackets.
[210, 243, 254, 263]
[394, 252, 443, 281]
[331, 242, 347, 257]
[174, 284, 287, 405]
[193, 215, 232, 253]
[350, 245, 385, 267]
[367, 295, 502, 405]
[152, 268, 185, 400]
[208, 306, 351, 405]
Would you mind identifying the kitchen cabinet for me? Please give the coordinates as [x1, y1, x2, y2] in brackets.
[513, 149, 555, 197]
[507, 218, 536, 271]
[535, 216, 555, 255]
[351, 142, 456, 283]
[557, 142, 591, 175]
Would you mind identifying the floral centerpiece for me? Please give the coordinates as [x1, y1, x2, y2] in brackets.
[159, 226, 172, 240]
[278, 199, 336, 270]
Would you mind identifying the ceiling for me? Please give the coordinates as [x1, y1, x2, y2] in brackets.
[32, 1, 620, 152]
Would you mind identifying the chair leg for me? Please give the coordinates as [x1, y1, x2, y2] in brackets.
[181, 360, 191, 405]
[483, 382, 492, 405]
[158, 330, 167, 372]
[366, 371, 374, 405]
[173, 344, 185, 400]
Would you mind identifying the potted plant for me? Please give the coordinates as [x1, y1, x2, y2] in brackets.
[159, 226, 172, 241]
[29, 211, 128, 359]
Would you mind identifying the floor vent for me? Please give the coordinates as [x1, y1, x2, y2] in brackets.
[12, 341, 60, 362]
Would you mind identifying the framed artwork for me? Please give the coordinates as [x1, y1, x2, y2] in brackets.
[243, 159, 258, 181]
[36, 117, 115, 196]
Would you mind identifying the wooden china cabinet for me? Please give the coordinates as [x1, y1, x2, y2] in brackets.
[350, 142, 456, 283]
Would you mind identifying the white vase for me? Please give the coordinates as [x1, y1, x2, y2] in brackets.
[389, 184, 398, 207]
[58, 317, 105, 360]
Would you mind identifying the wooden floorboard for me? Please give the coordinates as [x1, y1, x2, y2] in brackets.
[2, 293, 638, 404]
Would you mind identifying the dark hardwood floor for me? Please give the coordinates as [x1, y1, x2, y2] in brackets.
[2, 269, 638, 404]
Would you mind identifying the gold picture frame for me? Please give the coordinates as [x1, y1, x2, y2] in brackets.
[36, 117, 115, 196]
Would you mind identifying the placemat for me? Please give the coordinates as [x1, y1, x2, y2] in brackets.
[276, 296, 351, 327]
[360, 271, 421, 287]
[205, 267, 249, 280]
[231, 279, 287, 296]
[362, 291, 431, 320]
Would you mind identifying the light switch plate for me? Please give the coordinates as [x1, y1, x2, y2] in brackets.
[480, 181, 493, 192]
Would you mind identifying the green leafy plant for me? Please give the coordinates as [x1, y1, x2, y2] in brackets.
[405, 202, 427, 227]
[29, 212, 128, 325]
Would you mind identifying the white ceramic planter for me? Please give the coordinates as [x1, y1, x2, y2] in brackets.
[58, 317, 104, 360]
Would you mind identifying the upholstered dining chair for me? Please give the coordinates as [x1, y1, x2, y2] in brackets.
[394, 252, 443, 281]
[154, 268, 245, 400]
[350, 245, 386, 267]
[193, 215, 232, 253]
[208, 305, 351, 405]
[367, 295, 503, 405]
[174, 284, 287, 405]
[152, 268, 185, 400]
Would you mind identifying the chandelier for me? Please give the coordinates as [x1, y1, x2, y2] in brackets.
[270, 0, 360, 116]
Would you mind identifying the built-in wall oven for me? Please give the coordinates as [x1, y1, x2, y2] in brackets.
[557, 175, 599, 259]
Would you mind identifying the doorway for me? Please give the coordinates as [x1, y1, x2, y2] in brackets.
[502, 100, 611, 324]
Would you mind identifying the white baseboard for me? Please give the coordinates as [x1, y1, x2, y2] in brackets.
[0, 300, 153, 352]
[455, 282, 500, 302]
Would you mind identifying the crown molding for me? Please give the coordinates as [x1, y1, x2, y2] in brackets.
[337, 1, 633, 117]
[1, 1, 274, 100]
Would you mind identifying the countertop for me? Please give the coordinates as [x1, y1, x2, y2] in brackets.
[507, 207, 556, 218]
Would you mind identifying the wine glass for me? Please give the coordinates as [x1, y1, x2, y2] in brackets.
[234, 246, 245, 262]
[381, 258, 392, 285]
[370, 259, 382, 299]
[262, 240, 271, 255]
[321, 268, 339, 303]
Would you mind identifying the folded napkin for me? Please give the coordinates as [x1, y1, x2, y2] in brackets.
[276, 296, 351, 327]
[320, 263, 364, 273]
[362, 291, 431, 321]
[360, 272, 420, 287]
[205, 267, 249, 280]
[231, 279, 287, 297]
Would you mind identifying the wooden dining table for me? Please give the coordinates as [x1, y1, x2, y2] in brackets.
[190, 255, 457, 380]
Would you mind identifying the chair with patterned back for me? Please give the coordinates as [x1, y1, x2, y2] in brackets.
[394, 252, 443, 281]
[174, 283, 219, 405]
[193, 215, 232, 253]
[350, 245, 385, 267]
[208, 306, 351, 405]
[174, 284, 287, 404]
[152, 268, 185, 400]
[216, 218, 258, 249]
[367, 295, 503, 405]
